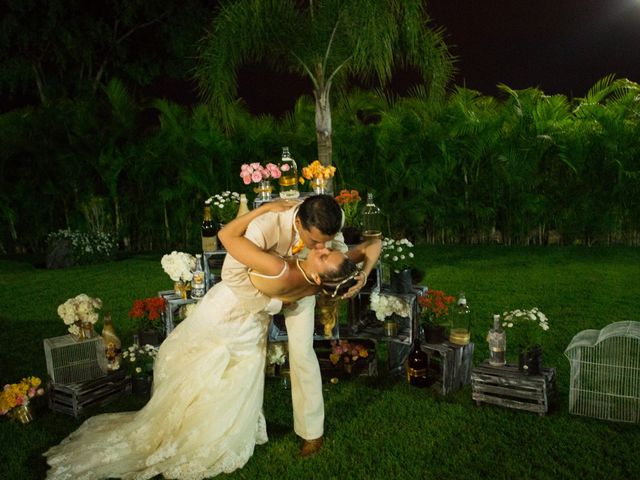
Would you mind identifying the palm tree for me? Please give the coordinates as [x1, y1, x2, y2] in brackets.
[196, 0, 453, 167]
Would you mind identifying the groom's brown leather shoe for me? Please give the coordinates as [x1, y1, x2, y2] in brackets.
[300, 436, 323, 457]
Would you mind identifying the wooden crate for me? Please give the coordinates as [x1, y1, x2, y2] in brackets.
[314, 338, 378, 378]
[471, 361, 556, 416]
[422, 341, 475, 395]
[49, 369, 131, 418]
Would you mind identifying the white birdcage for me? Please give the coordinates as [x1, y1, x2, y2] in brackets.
[564, 321, 640, 423]
[44, 335, 109, 384]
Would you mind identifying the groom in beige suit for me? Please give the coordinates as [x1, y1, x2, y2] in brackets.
[221, 194, 370, 457]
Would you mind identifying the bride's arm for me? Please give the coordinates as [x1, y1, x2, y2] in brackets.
[218, 200, 296, 275]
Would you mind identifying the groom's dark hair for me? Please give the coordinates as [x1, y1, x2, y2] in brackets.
[297, 194, 342, 236]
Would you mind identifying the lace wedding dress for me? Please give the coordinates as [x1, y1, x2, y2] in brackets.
[44, 282, 271, 480]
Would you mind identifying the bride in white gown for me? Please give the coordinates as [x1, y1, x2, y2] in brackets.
[44, 200, 378, 480]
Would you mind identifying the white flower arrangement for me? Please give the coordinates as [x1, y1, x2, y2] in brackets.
[122, 344, 159, 377]
[369, 291, 411, 321]
[267, 343, 287, 366]
[57, 294, 102, 336]
[206, 191, 240, 224]
[381, 237, 415, 274]
[161, 251, 196, 282]
[502, 307, 550, 349]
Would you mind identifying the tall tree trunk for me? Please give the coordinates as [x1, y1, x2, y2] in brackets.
[314, 85, 332, 167]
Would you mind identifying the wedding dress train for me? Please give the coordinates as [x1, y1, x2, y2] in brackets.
[45, 282, 271, 480]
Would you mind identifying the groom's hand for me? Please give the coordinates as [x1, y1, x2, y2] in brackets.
[341, 270, 368, 299]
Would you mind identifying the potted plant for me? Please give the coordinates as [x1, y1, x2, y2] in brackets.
[128, 296, 166, 346]
[335, 189, 362, 244]
[207, 191, 241, 226]
[381, 237, 416, 294]
[161, 251, 197, 299]
[240, 162, 282, 201]
[57, 293, 103, 341]
[501, 307, 550, 375]
[417, 289, 456, 343]
[329, 339, 370, 375]
[369, 291, 412, 337]
[300, 160, 337, 194]
[122, 343, 159, 396]
[0, 376, 45, 423]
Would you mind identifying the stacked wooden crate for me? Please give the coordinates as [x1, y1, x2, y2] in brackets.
[44, 335, 130, 417]
[471, 361, 556, 416]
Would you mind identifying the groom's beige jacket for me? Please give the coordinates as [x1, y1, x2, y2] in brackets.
[220, 205, 346, 313]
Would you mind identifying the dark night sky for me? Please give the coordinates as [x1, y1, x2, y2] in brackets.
[239, 0, 640, 114]
[427, 0, 640, 98]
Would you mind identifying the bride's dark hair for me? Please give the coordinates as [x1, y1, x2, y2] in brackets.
[319, 256, 360, 298]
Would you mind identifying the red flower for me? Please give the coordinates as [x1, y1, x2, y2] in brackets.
[128, 297, 166, 331]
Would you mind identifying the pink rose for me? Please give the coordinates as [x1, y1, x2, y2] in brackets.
[241, 173, 252, 185]
[251, 171, 262, 183]
[281, 164, 290, 172]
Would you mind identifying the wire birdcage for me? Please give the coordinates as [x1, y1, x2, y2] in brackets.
[564, 321, 640, 423]
[44, 335, 108, 384]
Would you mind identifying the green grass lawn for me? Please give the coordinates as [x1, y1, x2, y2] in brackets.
[1, 246, 639, 479]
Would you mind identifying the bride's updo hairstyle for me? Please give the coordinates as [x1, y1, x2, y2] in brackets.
[319, 256, 360, 298]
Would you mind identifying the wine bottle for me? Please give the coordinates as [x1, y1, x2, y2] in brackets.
[487, 314, 506, 366]
[101, 313, 122, 372]
[406, 336, 430, 387]
[361, 192, 382, 240]
[278, 146, 300, 199]
[191, 254, 206, 299]
[236, 193, 250, 217]
[201, 202, 219, 252]
[450, 292, 471, 345]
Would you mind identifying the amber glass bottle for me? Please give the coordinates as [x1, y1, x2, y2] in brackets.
[406, 336, 430, 387]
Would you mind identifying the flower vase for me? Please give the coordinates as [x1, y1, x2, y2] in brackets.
[518, 345, 543, 375]
[343, 362, 353, 375]
[8, 404, 34, 424]
[311, 177, 327, 195]
[131, 375, 153, 397]
[390, 268, 413, 294]
[423, 323, 447, 344]
[174, 280, 190, 300]
[71, 322, 96, 342]
[316, 295, 339, 338]
[254, 180, 272, 201]
[384, 317, 398, 337]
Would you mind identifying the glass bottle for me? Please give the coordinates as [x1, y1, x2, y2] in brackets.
[449, 292, 471, 345]
[191, 254, 206, 299]
[101, 313, 122, 372]
[487, 314, 506, 366]
[278, 146, 300, 199]
[236, 193, 250, 217]
[201, 202, 219, 252]
[361, 193, 382, 240]
[406, 335, 430, 387]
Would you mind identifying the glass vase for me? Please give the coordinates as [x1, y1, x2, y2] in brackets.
[311, 177, 327, 195]
[8, 404, 34, 424]
[254, 180, 272, 201]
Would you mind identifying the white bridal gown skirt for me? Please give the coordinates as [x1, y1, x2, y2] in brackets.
[44, 282, 271, 480]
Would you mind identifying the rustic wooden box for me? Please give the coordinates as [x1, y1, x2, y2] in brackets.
[48, 369, 130, 417]
[471, 361, 556, 416]
[314, 337, 378, 378]
[422, 341, 475, 395]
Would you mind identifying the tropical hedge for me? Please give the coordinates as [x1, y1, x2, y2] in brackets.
[2, 75, 639, 255]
